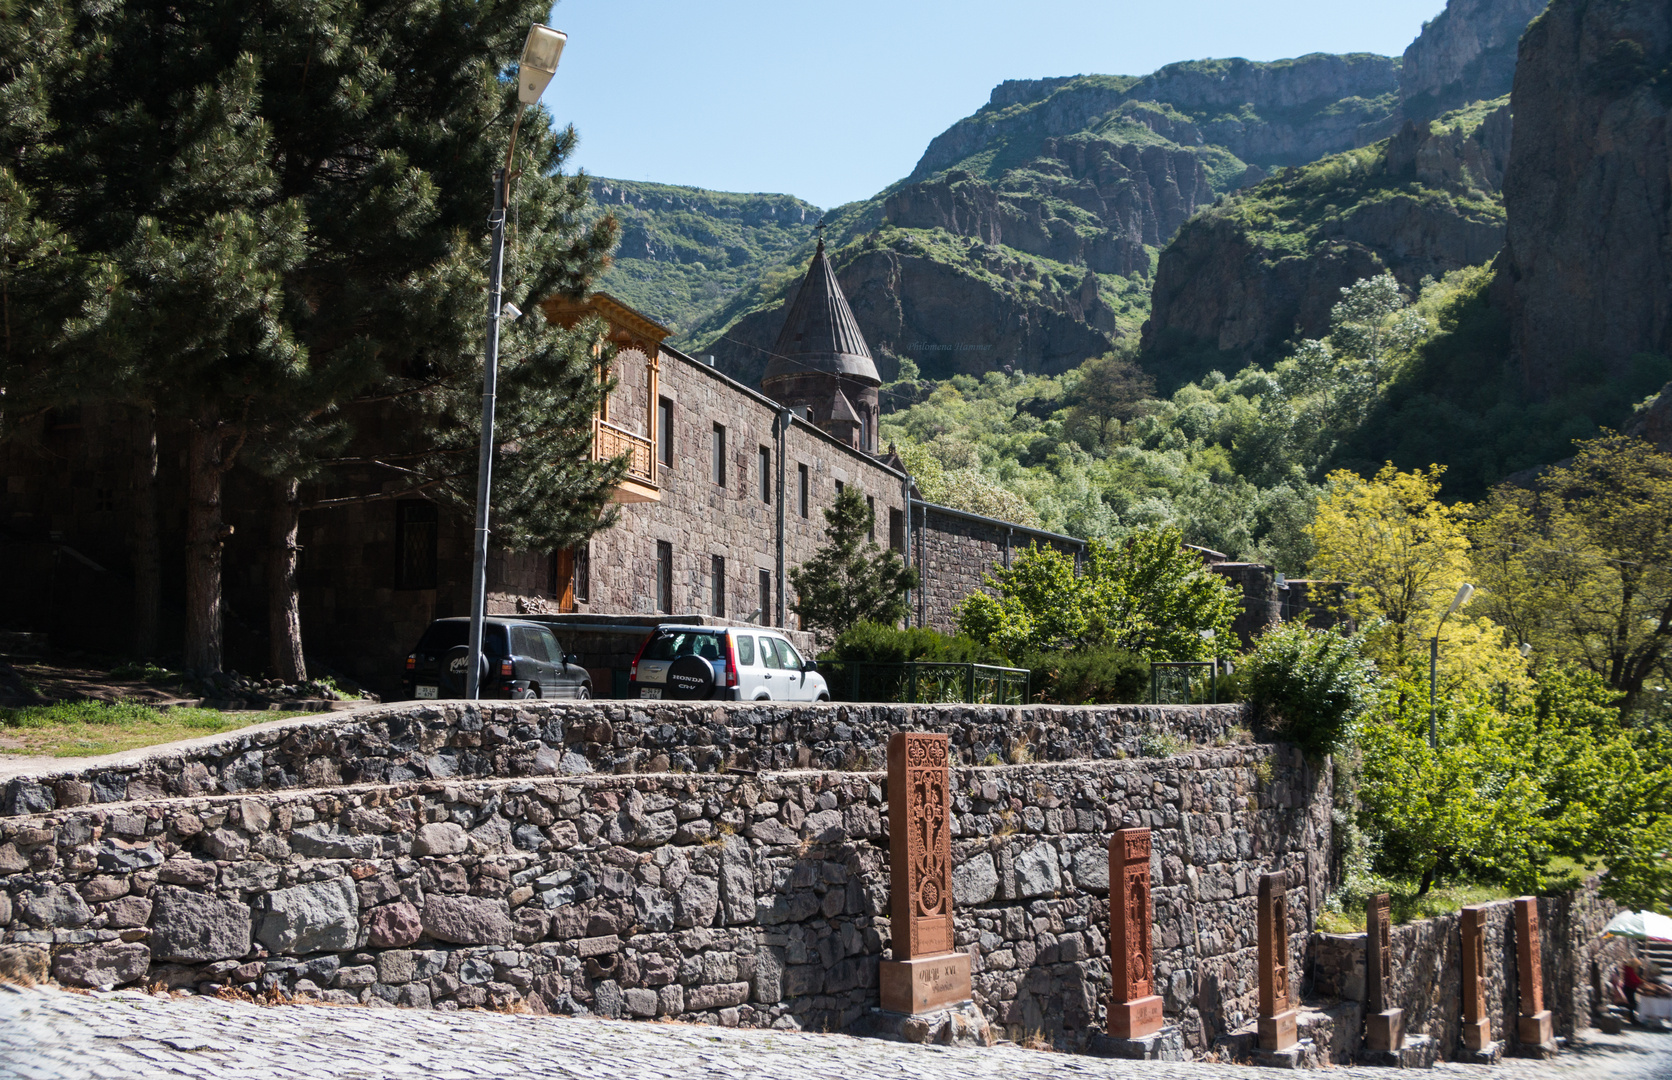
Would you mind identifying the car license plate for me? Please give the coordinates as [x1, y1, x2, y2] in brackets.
[415, 685, 439, 699]
[639, 688, 662, 700]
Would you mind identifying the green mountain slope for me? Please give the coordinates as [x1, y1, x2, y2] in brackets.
[588, 179, 820, 336]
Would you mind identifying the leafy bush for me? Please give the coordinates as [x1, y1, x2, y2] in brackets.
[825, 622, 996, 665]
[1023, 644, 1149, 705]
[1243, 622, 1380, 758]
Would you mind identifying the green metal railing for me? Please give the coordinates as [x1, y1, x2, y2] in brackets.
[1150, 661, 1218, 705]
[819, 661, 1031, 705]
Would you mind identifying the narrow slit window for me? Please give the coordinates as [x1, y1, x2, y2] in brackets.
[656, 541, 673, 613]
[710, 555, 726, 618]
[759, 446, 771, 503]
[712, 424, 727, 487]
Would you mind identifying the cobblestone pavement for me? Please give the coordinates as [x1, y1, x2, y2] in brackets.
[2, 984, 1669, 1080]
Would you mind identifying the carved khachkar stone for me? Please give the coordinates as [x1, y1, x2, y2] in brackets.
[1515, 897, 1554, 1049]
[1108, 827, 1163, 1038]
[880, 732, 971, 1014]
[1461, 906, 1492, 1052]
[1364, 893, 1405, 1051]
[1257, 870, 1298, 1051]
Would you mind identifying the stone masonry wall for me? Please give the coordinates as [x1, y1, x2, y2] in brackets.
[0, 740, 1328, 1053]
[1307, 879, 1625, 1061]
[912, 506, 1085, 634]
[0, 701, 1250, 817]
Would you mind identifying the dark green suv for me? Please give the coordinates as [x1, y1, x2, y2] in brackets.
[403, 617, 591, 700]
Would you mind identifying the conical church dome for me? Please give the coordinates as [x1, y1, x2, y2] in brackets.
[764, 239, 880, 385]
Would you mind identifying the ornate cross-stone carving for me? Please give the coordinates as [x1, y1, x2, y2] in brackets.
[1461, 905, 1492, 1052]
[1514, 897, 1553, 1048]
[1108, 827, 1163, 1038]
[880, 732, 971, 1015]
[1257, 870, 1297, 1051]
[1364, 893, 1404, 1051]
[890, 732, 953, 959]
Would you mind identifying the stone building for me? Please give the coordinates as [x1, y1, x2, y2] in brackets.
[0, 248, 1080, 696]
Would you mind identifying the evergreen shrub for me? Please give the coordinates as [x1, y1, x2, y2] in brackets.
[1243, 622, 1380, 758]
[1023, 644, 1149, 705]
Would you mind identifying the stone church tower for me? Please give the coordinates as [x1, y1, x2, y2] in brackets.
[761, 238, 881, 454]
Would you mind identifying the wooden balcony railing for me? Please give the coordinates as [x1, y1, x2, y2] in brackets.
[593, 417, 656, 487]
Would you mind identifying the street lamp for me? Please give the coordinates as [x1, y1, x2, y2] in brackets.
[466, 24, 568, 701]
[1428, 583, 1474, 749]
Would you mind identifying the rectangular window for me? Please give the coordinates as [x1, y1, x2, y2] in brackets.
[759, 446, 771, 503]
[759, 569, 771, 625]
[867, 495, 876, 542]
[395, 501, 438, 589]
[735, 634, 756, 666]
[712, 423, 726, 487]
[574, 543, 590, 603]
[656, 541, 673, 613]
[797, 464, 809, 518]
[710, 555, 726, 618]
[834, 479, 844, 498]
[657, 398, 674, 468]
[889, 507, 905, 552]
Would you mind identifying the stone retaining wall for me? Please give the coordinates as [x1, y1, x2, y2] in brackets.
[1307, 878, 1626, 1061]
[0, 701, 1250, 817]
[0, 738, 1326, 1053]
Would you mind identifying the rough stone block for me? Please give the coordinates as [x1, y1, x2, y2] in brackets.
[149, 887, 252, 962]
[686, 982, 750, 1011]
[17, 882, 91, 929]
[951, 853, 998, 905]
[257, 878, 359, 955]
[1086, 1024, 1184, 1061]
[1011, 843, 1061, 899]
[879, 953, 972, 1015]
[1361, 1032, 1437, 1069]
[51, 942, 152, 990]
[368, 900, 423, 948]
[420, 895, 512, 946]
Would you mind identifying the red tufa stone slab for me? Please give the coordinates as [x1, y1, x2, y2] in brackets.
[1364, 893, 1404, 1052]
[1109, 827, 1162, 1039]
[888, 733, 955, 961]
[881, 732, 971, 1015]
[1257, 870, 1297, 1052]
[1515, 897, 1544, 1016]
[879, 953, 973, 1014]
[1461, 905, 1492, 1051]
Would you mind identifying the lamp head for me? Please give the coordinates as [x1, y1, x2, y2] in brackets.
[517, 25, 567, 104]
[1519, 642, 1533, 658]
[1446, 583, 1475, 617]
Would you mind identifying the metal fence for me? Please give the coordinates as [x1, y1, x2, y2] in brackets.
[819, 661, 1031, 705]
[1150, 661, 1219, 705]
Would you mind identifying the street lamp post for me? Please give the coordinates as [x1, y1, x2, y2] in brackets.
[465, 25, 568, 701]
[1428, 582, 1475, 749]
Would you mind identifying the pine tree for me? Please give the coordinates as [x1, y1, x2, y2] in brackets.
[6, 0, 620, 674]
[789, 486, 918, 647]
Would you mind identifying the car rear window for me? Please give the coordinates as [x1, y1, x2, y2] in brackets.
[416, 622, 507, 655]
[642, 631, 722, 661]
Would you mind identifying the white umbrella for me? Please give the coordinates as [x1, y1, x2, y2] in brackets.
[1603, 910, 1672, 941]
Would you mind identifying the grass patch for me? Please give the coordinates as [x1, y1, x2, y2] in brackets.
[1317, 859, 1593, 932]
[0, 699, 297, 757]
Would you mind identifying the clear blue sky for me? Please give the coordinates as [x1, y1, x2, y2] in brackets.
[545, 0, 1445, 209]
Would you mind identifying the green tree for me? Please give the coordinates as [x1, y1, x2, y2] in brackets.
[789, 486, 917, 647]
[957, 526, 1238, 661]
[1066, 349, 1154, 447]
[6, 0, 619, 674]
[1244, 622, 1381, 759]
[1472, 433, 1672, 713]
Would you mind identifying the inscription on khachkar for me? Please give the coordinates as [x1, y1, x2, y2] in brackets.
[1461, 906, 1492, 1052]
[1364, 893, 1405, 1051]
[1256, 871, 1298, 1051]
[1514, 897, 1553, 1048]
[1108, 827, 1163, 1038]
[880, 732, 972, 1014]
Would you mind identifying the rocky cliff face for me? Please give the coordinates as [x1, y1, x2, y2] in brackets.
[915, 54, 1400, 181]
[1142, 103, 1512, 375]
[882, 134, 1216, 278]
[710, 242, 1116, 386]
[1399, 0, 1548, 120]
[1500, 0, 1672, 398]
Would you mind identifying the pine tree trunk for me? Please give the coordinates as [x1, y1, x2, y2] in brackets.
[131, 407, 161, 658]
[268, 475, 306, 682]
[184, 416, 225, 674]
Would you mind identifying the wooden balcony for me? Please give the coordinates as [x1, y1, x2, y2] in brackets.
[593, 417, 659, 503]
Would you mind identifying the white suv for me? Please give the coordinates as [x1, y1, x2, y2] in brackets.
[628, 625, 830, 702]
